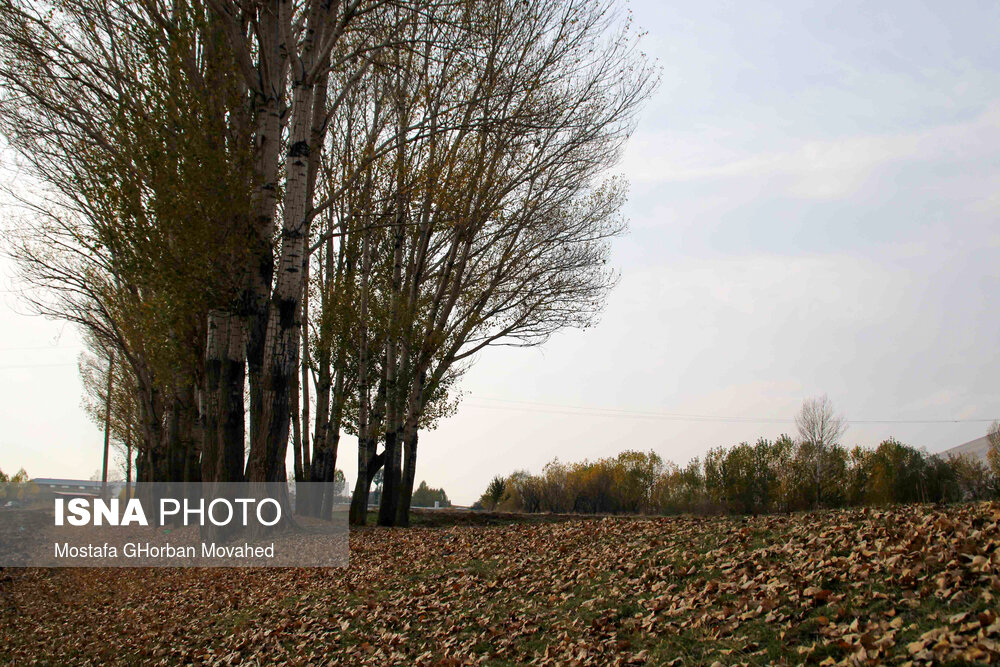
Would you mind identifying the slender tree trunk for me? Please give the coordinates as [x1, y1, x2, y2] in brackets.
[310, 207, 347, 516]
[348, 433, 372, 526]
[307, 340, 331, 516]
[352, 382, 387, 517]
[319, 419, 341, 518]
[396, 426, 419, 527]
[378, 335, 402, 525]
[300, 268, 310, 481]
[349, 230, 373, 526]
[146, 385, 167, 483]
[394, 366, 426, 526]
[181, 385, 201, 483]
[378, 95, 409, 527]
[301, 58, 328, 486]
[164, 386, 197, 483]
[218, 316, 246, 483]
[166, 394, 182, 482]
[202, 313, 223, 483]
[311, 352, 344, 517]
[291, 360, 303, 482]
[101, 351, 115, 498]
[313, 347, 344, 519]
[125, 435, 132, 499]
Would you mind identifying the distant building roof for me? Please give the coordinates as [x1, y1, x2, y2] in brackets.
[942, 436, 990, 463]
[31, 478, 123, 488]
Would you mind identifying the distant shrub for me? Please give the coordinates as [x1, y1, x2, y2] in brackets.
[477, 475, 507, 510]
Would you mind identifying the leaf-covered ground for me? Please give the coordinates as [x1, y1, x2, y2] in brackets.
[2, 502, 999, 666]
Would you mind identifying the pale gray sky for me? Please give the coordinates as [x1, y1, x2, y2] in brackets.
[2, 0, 999, 503]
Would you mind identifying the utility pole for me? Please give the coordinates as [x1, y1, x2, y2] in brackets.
[101, 351, 115, 499]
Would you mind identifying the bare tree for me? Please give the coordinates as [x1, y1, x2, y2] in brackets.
[310, 0, 657, 525]
[796, 394, 847, 448]
[795, 394, 847, 508]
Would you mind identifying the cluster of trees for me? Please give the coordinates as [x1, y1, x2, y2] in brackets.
[478, 401, 1000, 515]
[0, 0, 655, 525]
[0, 467, 34, 503]
[410, 480, 450, 508]
[0, 468, 29, 484]
[479, 440, 1000, 516]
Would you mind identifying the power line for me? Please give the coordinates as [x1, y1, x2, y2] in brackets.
[0, 366, 989, 425]
[465, 395, 997, 425]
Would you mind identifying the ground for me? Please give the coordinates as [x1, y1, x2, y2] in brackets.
[2, 503, 999, 666]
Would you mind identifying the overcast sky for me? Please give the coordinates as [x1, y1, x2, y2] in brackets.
[2, 0, 999, 504]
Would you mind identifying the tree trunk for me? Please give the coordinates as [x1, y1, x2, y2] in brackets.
[349, 226, 373, 525]
[218, 315, 246, 483]
[349, 380, 388, 526]
[377, 98, 408, 527]
[101, 351, 115, 498]
[378, 425, 401, 526]
[202, 314, 245, 540]
[349, 443, 372, 525]
[291, 359, 303, 482]
[309, 198, 347, 517]
[245, 88, 282, 479]
[319, 427, 341, 519]
[125, 435, 132, 499]
[202, 312, 224, 483]
[396, 426, 419, 527]
[299, 268, 310, 481]
[144, 384, 167, 483]
[310, 348, 344, 518]
[246, 78, 315, 485]
[165, 393, 183, 482]
[301, 58, 328, 485]
[306, 341, 331, 517]
[182, 385, 201, 483]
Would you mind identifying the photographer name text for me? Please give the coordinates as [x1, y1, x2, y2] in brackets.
[54, 542, 275, 559]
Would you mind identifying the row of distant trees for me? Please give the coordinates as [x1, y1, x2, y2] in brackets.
[0, 0, 655, 525]
[365, 469, 449, 508]
[411, 481, 451, 508]
[0, 467, 33, 503]
[478, 439, 1000, 515]
[477, 400, 1000, 515]
[0, 468, 29, 485]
